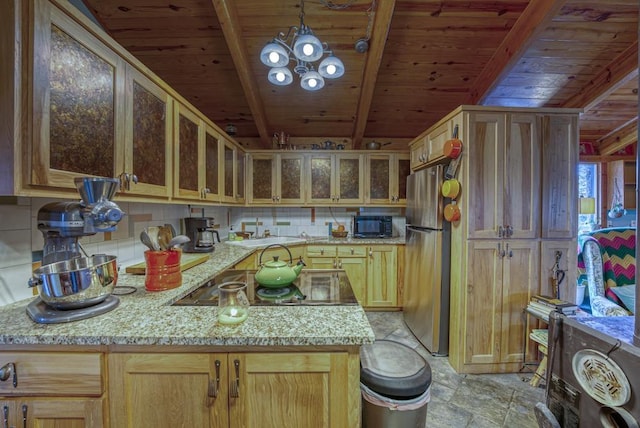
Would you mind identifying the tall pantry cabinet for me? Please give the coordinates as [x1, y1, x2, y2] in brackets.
[428, 106, 579, 374]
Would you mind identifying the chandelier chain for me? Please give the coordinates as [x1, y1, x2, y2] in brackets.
[320, 0, 357, 10]
[365, 0, 376, 41]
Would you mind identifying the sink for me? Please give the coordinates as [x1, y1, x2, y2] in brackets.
[225, 236, 306, 248]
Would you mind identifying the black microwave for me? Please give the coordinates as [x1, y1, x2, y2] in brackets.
[353, 216, 393, 238]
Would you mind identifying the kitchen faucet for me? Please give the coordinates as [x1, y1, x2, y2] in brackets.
[255, 217, 259, 239]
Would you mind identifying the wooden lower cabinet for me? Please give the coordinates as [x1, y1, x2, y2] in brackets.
[0, 352, 105, 427]
[307, 245, 368, 304]
[108, 351, 356, 428]
[450, 240, 539, 373]
[366, 246, 398, 307]
[2, 398, 104, 427]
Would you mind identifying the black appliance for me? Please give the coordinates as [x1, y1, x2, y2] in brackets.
[353, 215, 393, 238]
[173, 269, 358, 306]
[183, 217, 220, 253]
[546, 313, 640, 427]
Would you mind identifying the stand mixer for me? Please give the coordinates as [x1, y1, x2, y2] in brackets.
[37, 177, 124, 265]
[27, 177, 125, 323]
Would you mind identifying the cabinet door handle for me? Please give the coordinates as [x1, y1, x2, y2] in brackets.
[208, 360, 220, 398]
[369, 248, 373, 257]
[506, 225, 513, 237]
[333, 259, 337, 269]
[230, 359, 240, 398]
[0, 362, 16, 388]
[498, 226, 504, 238]
[338, 260, 342, 269]
[498, 243, 505, 258]
[350, 248, 354, 255]
[320, 248, 324, 255]
[507, 243, 513, 258]
[21, 404, 27, 428]
[3, 405, 8, 428]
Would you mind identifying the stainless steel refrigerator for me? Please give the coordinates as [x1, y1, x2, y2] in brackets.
[404, 165, 451, 356]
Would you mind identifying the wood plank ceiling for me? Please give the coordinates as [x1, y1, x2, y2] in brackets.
[80, 0, 638, 153]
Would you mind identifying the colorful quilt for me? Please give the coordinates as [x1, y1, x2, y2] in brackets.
[577, 227, 635, 315]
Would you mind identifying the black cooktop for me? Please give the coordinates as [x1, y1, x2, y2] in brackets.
[172, 269, 358, 306]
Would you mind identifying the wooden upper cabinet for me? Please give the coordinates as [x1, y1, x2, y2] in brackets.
[121, 66, 173, 198]
[366, 153, 410, 205]
[203, 125, 222, 202]
[220, 139, 245, 204]
[249, 153, 304, 204]
[173, 102, 204, 200]
[308, 154, 363, 205]
[30, 1, 125, 190]
[541, 114, 578, 238]
[467, 113, 540, 239]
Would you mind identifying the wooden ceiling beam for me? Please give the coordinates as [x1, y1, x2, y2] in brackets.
[465, 0, 568, 105]
[351, 0, 396, 149]
[562, 41, 638, 111]
[212, 0, 271, 148]
[598, 117, 639, 156]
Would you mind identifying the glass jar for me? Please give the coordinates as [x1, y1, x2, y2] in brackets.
[217, 282, 249, 325]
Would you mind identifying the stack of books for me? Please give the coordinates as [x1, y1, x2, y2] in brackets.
[526, 295, 578, 320]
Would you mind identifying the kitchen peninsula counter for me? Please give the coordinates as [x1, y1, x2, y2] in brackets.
[0, 241, 375, 348]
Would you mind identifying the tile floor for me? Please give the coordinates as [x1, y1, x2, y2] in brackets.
[365, 311, 545, 428]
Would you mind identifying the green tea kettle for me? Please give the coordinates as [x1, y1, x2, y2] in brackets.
[255, 244, 305, 288]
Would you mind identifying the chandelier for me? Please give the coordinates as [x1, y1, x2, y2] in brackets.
[259, 0, 344, 91]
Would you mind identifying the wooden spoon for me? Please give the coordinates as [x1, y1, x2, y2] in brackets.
[146, 226, 161, 251]
[157, 226, 172, 250]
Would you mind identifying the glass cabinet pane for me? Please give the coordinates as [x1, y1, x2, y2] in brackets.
[252, 158, 273, 199]
[224, 145, 234, 198]
[178, 113, 199, 191]
[311, 158, 332, 199]
[132, 81, 165, 186]
[205, 131, 219, 195]
[237, 154, 245, 200]
[397, 158, 411, 200]
[281, 158, 302, 200]
[369, 158, 390, 200]
[339, 158, 360, 199]
[50, 25, 115, 177]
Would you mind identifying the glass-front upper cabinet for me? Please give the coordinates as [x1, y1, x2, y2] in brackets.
[173, 102, 203, 201]
[366, 154, 410, 205]
[30, 2, 125, 190]
[249, 153, 304, 204]
[203, 125, 221, 202]
[307, 154, 363, 205]
[121, 66, 172, 198]
[221, 139, 245, 204]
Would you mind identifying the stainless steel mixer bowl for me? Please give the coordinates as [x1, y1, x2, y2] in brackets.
[29, 255, 118, 310]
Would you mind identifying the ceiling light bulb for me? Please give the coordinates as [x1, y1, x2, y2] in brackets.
[268, 51, 280, 64]
[303, 43, 314, 57]
[308, 78, 317, 88]
[326, 64, 336, 75]
[276, 71, 286, 82]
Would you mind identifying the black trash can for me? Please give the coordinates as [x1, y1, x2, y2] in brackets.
[360, 340, 432, 428]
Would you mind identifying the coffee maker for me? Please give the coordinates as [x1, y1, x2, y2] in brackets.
[183, 217, 220, 253]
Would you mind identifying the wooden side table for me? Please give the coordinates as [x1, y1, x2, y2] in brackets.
[528, 329, 549, 387]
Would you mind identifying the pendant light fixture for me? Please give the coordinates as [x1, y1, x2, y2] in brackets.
[259, 0, 344, 91]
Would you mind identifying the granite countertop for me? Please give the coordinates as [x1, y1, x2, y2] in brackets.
[0, 241, 378, 348]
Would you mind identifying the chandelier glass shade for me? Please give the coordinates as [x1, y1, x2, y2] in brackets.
[260, 1, 344, 91]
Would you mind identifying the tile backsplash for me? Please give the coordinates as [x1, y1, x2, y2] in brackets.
[0, 199, 405, 306]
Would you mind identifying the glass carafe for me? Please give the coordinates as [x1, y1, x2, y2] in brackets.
[217, 282, 249, 325]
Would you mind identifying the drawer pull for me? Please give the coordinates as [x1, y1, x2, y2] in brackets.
[0, 362, 16, 388]
[22, 404, 27, 428]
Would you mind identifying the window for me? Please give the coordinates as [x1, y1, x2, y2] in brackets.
[578, 163, 599, 234]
